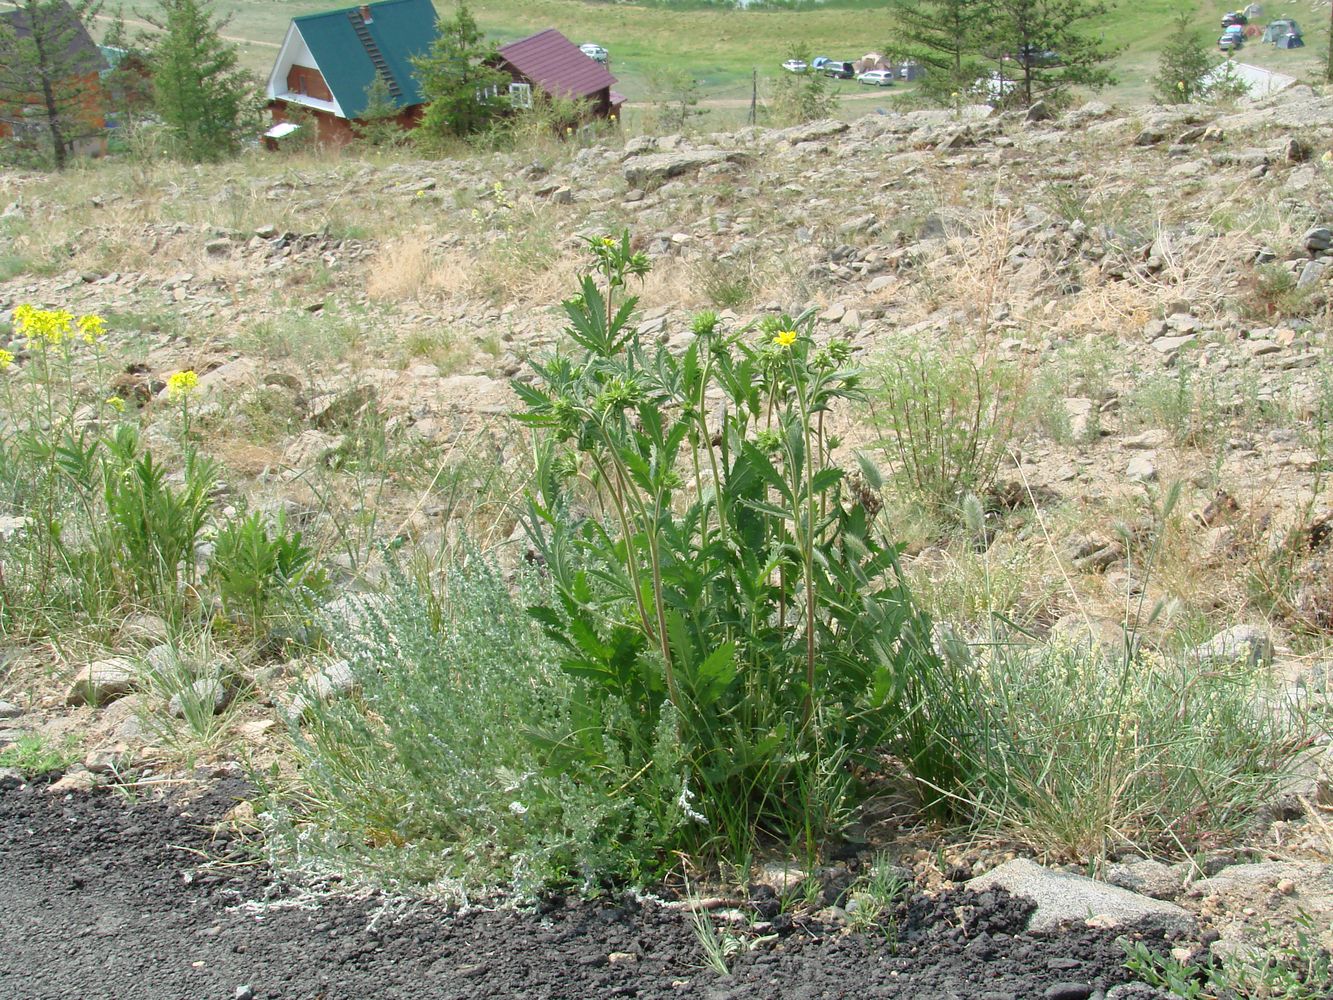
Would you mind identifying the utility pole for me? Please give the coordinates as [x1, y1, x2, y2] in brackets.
[749, 68, 757, 125]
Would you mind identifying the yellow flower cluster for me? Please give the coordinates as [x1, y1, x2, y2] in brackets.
[772, 328, 797, 349]
[12, 304, 106, 347]
[166, 369, 199, 400]
[0, 348, 13, 371]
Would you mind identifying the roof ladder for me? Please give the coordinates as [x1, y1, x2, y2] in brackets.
[348, 10, 403, 101]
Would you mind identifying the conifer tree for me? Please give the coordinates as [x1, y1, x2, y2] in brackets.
[985, 0, 1117, 107]
[0, 0, 105, 170]
[148, 0, 255, 161]
[1152, 10, 1213, 104]
[411, 2, 509, 142]
[884, 0, 992, 105]
[352, 74, 404, 147]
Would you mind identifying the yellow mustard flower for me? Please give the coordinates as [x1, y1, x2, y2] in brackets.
[13, 305, 73, 346]
[773, 328, 798, 349]
[77, 314, 106, 343]
[0, 348, 13, 370]
[600, 235, 617, 248]
[105, 395, 125, 412]
[166, 369, 199, 400]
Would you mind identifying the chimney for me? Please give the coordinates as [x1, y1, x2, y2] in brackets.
[359, 4, 372, 22]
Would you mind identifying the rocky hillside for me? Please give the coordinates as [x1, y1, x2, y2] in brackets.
[2, 86, 1333, 964]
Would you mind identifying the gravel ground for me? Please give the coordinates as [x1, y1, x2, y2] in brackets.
[0, 781, 1170, 1000]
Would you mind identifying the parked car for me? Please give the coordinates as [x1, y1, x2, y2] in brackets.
[1221, 11, 1247, 28]
[579, 43, 608, 63]
[857, 69, 895, 87]
[1016, 44, 1060, 67]
[782, 58, 808, 73]
[811, 56, 830, 70]
[1218, 32, 1242, 51]
[822, 60, 855, 79]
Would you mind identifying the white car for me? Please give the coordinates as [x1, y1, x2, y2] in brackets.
[580, 43, 608, 63]
[782, 59, 808, 74]
[857, 70, 895, 87]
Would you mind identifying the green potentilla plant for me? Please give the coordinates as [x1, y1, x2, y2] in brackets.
[514, 233, 943, 865]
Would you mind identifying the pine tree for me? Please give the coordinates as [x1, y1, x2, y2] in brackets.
[352, 74, 404, 147]
[411, 3, 510, 143]
[767, 45, 838, 125]
[148, 0, 256, 161]
[986, 0, 1117, 107]
[0, 0, 105, 170]
[884, 0, 992, 105]
[1152, 11, 1214, 104]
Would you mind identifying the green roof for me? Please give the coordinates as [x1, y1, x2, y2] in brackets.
[292, 0, 437, 118]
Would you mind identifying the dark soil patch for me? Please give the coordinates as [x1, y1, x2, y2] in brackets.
[0, 782, 1166, 1000]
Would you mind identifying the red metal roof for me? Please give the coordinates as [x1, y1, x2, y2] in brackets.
[497, 29, 616, 100]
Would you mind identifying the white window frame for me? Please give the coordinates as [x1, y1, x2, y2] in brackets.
[508, 82, 532, 109]
[476, 83, 500, 103]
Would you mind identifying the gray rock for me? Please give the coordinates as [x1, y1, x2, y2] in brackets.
[1189, 860, 1330, 897]
[0, 766, 21, 788]
[770, 118, 850, 145]
[0, 700, 20, 720]
[1151, 334, 1197, 354]
[1189, 624, 1272, 667]
[1303, 226, 1332, 254]
[968, 858, 1196, 934]
[119, 613, 171, 645]
[286, 659, 357, 718]
[167, 678, 232, 719]
[1297, 260, 1327, 289]
[1104, 858, 1187, 900]
[67, 658, 137, 707]
[283, 429, 345, 469]
[1125, 454, 1158, 483]
[622, 150, 749, 190]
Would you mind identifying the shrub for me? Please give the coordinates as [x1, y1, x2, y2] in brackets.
[868, 350, 1025, 517]
[514, 234, 942, 862]
[269, 558, 673, 890]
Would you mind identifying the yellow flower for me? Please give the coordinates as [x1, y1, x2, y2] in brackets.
[0, 348, 13, 370]
[13, 304, 73, 346]
[105, 395, 125, 412]
[1177, 80, 1186, 91]
[166, 369, 199, 400]
[773, 328, 797, 349]
[600, 235, 617, 248]
[77, 313, 106, 343]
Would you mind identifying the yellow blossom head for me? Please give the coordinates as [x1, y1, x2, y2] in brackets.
[773, 328, 797, 349]
[105, 395, 125, 412]
[77, 314, 106, 344]
[166, 369, 199, 400]
[13, 304, 73, 346]
[0, 348, 13, 371]
[600, 235, 617, 248]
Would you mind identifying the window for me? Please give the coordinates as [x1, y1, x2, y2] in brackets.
[508, 82, 532, 109]
[476, 83, 500, 102]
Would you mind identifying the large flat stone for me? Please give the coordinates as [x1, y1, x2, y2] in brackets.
[969, 858, 1197, 933]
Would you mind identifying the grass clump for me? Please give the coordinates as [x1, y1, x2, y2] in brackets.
[938, 636, 1310, 860]
[0, 732, 80, 776]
